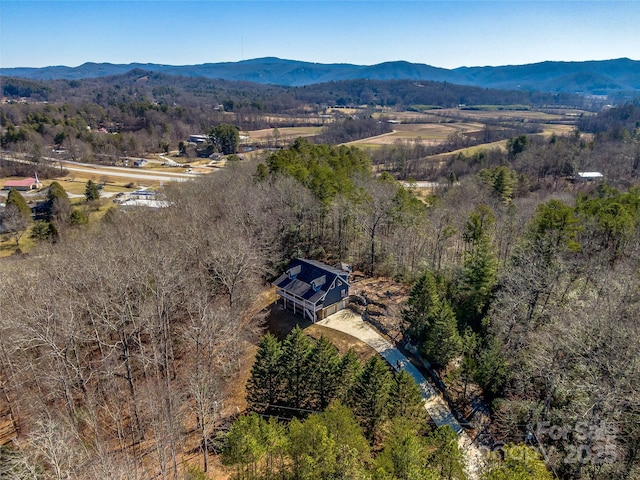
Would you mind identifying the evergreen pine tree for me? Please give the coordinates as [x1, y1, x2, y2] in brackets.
[46, 181, 71, 224]
[69, 208, 89, 226]
[3, 189, 32, 245]
[482, 444, 553, 480]
[353, 356, 393, 441]
[420, 299, 463, 368]
[473, 335, 508, 401]
[456, 205, 498, 328]
[402, 270, 441, 342]
[375, 417, 437, 480]
[261, 417, 288, 479]
[289, 401, 372, 480]
[222, 413, 268, 478]
[288, 415, 336, 479]
[389, 369, 427, 423]
[84, 179, 100, 202]
[320, 401, 371, 477]
[6, 189, 31, 218]
[336, 349, 362, 404]
[30, 220, 58, 242]
[281, 326, 313, 410]
[404, 270, 462, 369]
[424, 425, 468, 479]
[308, 336, 341, 410]
[246, 333, 283, 413]
[461, 234, 498, 314]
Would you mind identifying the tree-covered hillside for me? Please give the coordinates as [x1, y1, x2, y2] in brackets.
[3, 57, 640, 98]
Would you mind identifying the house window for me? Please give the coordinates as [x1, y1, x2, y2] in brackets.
[341, 289, 346, 297]
[287, 265, 301, 279]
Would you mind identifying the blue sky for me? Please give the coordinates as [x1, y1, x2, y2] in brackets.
[1, 1, 639, 69]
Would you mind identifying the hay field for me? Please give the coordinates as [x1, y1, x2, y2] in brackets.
[348, 121, 485, 149]
[350, 106, 581, 151]
[246, 126, 323, 143]
[432, 108, 585, 123]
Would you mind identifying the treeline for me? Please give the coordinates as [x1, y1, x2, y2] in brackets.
[223, 405, 551, 480]
[314, 116, 392, 144]
[578, 101, 640, 137]
[291, 78, 593, 110]
[0, 155, 66, 180]
[0, 163, 280, 478]
[223, 404, 471, 480]
[370, 104, 640, 185]
[246, 329, 426, 439]
[368, 123, 542, 180]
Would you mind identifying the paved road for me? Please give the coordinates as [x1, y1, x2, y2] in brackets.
[1, 154, 197, 183]
[57, 159, 196, 182]
[318, 309, 484, 479]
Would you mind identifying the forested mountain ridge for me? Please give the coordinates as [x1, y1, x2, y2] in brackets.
[3, 56, 640, 97]
[0, 69, 599, 111]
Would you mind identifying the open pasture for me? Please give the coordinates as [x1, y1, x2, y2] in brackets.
[432, 107, 585, 123]
[245, 126, 323, 144]
[348, 121, 485, 149]
[350, 105, 582, 151]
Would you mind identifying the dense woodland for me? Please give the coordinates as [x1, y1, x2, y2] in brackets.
[1, 78, 640, 479]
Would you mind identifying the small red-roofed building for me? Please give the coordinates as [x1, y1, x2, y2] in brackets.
[2, 177, 42, 191]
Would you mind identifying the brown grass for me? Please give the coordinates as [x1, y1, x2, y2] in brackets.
[305, 324, 378, 362]
[245, 126, 323, 143]
[263, 294, 378, 361]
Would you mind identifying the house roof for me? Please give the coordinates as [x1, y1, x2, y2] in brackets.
[577, 172, 604, 178]
[272, 258, 348, 305]
[3, 178, 39, 188]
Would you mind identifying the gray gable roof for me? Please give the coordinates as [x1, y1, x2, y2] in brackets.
[272, 258, 348, 305]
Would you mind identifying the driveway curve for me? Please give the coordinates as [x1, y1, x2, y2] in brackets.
[317, 309, 484, 479]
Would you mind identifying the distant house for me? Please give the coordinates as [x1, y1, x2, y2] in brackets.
[131, 189, 157, 199]
[2, 176, 42, 191]
[273, 258, 350, 322]
[575, 171, 604, 182]
[133, 159, 147, 167]
[188, 134, 209, 144]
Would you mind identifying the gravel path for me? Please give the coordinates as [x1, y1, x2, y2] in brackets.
[317, 309, 485, 479]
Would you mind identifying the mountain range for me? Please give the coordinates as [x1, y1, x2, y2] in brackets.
[2, 57, 640, 97]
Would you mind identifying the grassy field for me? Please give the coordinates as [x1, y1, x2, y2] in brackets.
[433, 107, 589, 123]
[348, 121, 486, 149]
[246, 126, 323, 144]
[49, 174, 149, 194]
[351, 107, 580, 152]
[0, 230, 37, 257]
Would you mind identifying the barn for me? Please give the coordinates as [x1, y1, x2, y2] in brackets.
[2, 177, 42, 191]
[273, 258, 350, 322]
